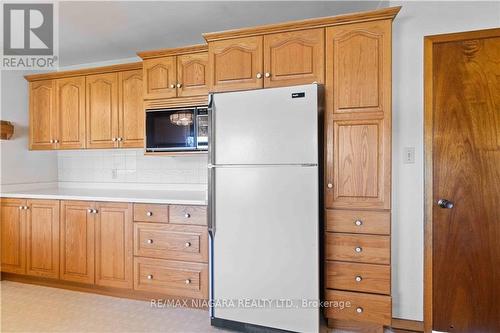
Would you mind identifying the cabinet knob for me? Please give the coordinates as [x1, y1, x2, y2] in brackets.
[185, 279, 191, 284]
[112, 137, 117, 142]
[146, 239, 153, 244]
[93, 209, 98, 214]
[356, 307, 363, 314]
[355, 247, 363, 253]
[54, 139, 59, 143]
[264, 72, 271, 78]
[176, 83, 182, 88]
[117, 137, 123, 142]
[185, 242, 191, 248]
[19, 206, 24, 210]
[184, 213, 191, 218]
[50, 139, 54, 143]
[146, 211, 153, 217]
[170, 84, 175, 89]
[354, 220, 363, 226]
[327, 183, 333, 189]
[355, 275, 363, 282]
[147, 274, 153, 280]
[24, 206, 29, 210]
[256, 73, 262, 79]
[87, 209, 93, 213]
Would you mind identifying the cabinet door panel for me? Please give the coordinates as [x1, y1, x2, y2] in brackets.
[0, 198, 26, 274]
[326, 119, 389, 209]
[26, 199, 59, 278]
[86, 73, 119, 148]
[118, 70, 144, 148]
[326, 20, 391, 114]
[177, 52, 209, 97]
[209, 36, 263, 92]
[29, 80, 56, 150]
[264, 29, 324, 88]
[60, 201, 95, 284]
[143, 57, 177, 100]
[56, 77, 86, 149]
[95, 202, 133, 289]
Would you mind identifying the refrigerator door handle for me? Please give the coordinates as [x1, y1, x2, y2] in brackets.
[208, 165, 216, 237]
[208, 93, 215, 166]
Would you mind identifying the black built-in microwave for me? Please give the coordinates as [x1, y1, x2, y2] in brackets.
[145, 106, 208, 152]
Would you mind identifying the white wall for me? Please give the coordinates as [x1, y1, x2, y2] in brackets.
[390, 1, 500, 320]
[0, 71, 58, 186]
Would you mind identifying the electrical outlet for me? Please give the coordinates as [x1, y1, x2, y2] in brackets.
[404, 147, 415, 164]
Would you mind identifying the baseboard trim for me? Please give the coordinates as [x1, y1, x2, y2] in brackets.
[391, 318, 424, 332]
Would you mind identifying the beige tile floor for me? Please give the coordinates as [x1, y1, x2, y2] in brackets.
[1, 281, 394, 333]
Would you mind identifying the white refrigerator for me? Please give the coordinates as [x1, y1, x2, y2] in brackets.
[208, 84, 321, 333]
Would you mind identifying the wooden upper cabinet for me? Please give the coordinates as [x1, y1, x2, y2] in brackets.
[326, 20, 391, 114]
[177, 52, 209, 97]
[55, 77, 86, 149]
[26, 199, 60, 279]
[60, 200, 95, 284]
[209, 36, 263, 92]
[95, 202, 133, 289]
[118, 70, 144, 148]
[263, 29, 324, 88]
[29, 80, 56, 150]
[0, 198, 27, 274]
[143, 57, 177, 100]
[86, 73, 119, 149]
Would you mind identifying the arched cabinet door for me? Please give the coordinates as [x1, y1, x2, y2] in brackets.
[29, 80, 56, 150]
[143, 57, 177, 100]
[208, 36, 263, 92]
[86, 73, 119, 149]
[55, 77, 86, 149]
[263, 28, 324, 88]
[177, 52, 209, 97]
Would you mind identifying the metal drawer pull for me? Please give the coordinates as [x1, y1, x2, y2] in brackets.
[146, 239, 153, 244]
[185, 242, 191, 247]
[355, 247, 363, 253]
[264, 72, 271, 78]
[355, 275, 363, 282]
[92, 209, 98, 214]
[356, 307, 363, 314]
[256, 73, 263, 79]
[147, 275, 153, 280]
[87, 209, 93, 213]
[354, 220, 363, 226]
[170, 84, 175, 89]
[185, 279, 191, 284]
[184, 213, 191, 218]
[146, 211, 153, 217]
[19, 206, 24, 210]
[327, 183, 333, 189]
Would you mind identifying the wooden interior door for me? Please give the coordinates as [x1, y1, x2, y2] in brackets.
[60, 200, 95, 284]
[208, 36, 263, 92]
[0, 198, 27, 274]
[263, 28, 324, 88]
[177, 52, 209, 97]
[143, 57, 177, 100]
[86, 73, 119, 148]
[95, 202, 133, 289]
[29, 80, 57, 150]
[55, 76, 86, 149]
[428, 29, 500, 332]
[118, 69, 144, 148]
[26, 199, 59, 279]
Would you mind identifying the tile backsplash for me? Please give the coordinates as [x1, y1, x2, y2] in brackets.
[58, 149, 208, 185]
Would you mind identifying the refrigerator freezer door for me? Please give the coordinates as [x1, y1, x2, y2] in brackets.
[212, 165, 319, 332]
[213, 84, 318, 165]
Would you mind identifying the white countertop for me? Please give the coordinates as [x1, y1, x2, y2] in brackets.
[0, 187, 207, 205]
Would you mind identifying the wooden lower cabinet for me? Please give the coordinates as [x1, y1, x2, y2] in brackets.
[326, 261, 390, 295]
[0, 198, 27, 274]
[95, 202, 133, 289]
[60, 200, 95, 284]
[134, 257, 208, 299]
[26, 200, 60, 279]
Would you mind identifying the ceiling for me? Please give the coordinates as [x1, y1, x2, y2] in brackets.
[58, 1, 388, 66]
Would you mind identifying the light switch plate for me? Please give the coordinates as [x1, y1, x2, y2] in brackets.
[404, 147, 415, 164]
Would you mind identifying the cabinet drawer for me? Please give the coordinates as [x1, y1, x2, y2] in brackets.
[326, 261, 390, 295]
[326, 233, 390, 265]
[134, 257, 208, 299]
[133, 204, 168, 223]
[326, 209, 390, 235]
[169, 205, 207, 226]
[134, 223, 208, 263]
[324, 290, 391, 326]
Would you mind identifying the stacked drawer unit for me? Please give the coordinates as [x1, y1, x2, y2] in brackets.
[324, 210, 391, 326]
[133, 203, 209, 299]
